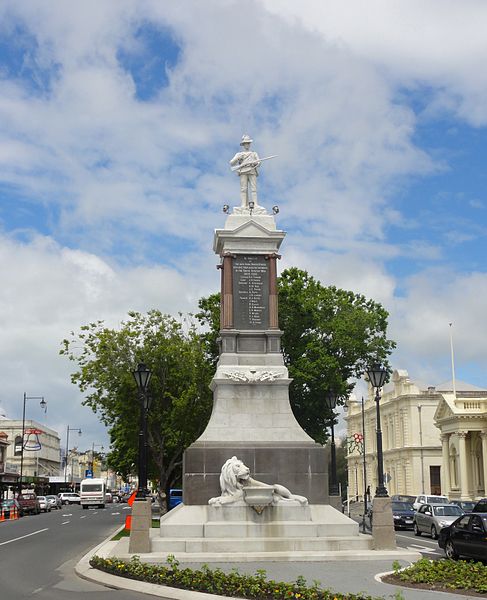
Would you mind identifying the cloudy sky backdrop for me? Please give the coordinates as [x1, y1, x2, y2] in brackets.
[0, 0, 486, 449]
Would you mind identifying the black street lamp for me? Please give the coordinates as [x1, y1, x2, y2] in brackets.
[324, 390, 339, 496]
[64, 426, 82, 485]
[366, 363, 389, 498]
[19, 393, 46, 496]
[132, 362, 152, 500]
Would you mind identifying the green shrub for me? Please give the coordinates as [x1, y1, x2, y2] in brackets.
[89, 554, 380, 600]
[395, 558, 487, 594]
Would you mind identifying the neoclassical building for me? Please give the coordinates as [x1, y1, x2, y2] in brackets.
[435, 388, 487, 500]
[346, 369, 487, 500]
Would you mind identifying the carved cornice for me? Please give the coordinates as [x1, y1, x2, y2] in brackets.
[222, 370, 283, 383]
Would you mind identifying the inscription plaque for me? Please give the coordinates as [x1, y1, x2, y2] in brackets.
[233, 255, 269, 330]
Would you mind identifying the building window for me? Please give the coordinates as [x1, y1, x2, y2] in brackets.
[14, 435, 23, 456]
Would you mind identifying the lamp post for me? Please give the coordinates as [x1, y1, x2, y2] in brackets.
[324, 391, 339, 497]
[346, 395, 368, 533]
[132, 362, 152, 500]
[64, 426, 82, 486]
[366, 363, 389, 498]
[19, 393, 46, 496]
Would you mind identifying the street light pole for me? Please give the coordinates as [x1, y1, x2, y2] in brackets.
[132, 363, 152, 500]
[324, 391, 339, 497]
[19, 393, 46, 496]
[64, 426, 82, 486]
[366, 363, 389, 498]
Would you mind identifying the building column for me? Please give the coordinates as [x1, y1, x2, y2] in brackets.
[481, 432, 487, 495]
[440, 433, 451, 497]
[457, 431, 470, 500]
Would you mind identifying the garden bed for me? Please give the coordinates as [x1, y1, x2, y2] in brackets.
[382, 558, 487, 597]
[90, 554, 381, 600]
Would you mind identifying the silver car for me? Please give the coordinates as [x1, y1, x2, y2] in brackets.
[414, 503, 463, 539]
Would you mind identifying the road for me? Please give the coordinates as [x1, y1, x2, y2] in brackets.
[394, 527, 444, 558]
[0, 503, 153, 600]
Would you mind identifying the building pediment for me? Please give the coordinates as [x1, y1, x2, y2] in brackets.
[434, 396, 455, 422]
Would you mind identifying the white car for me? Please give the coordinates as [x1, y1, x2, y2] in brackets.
[58, 492, 81, 505]
[412, 494, 449, 511]
[37, 496, 52, 513]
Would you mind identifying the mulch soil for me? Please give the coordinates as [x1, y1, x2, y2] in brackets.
[382, 573, 487, 598]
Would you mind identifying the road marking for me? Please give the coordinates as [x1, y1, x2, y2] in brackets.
[64, 513, 72, 517]
[0, 528, 49, 546]
[408, 544, 441, 554]
[61, 521, 70, 525]
[93, 512, 98, 515]
[122, 506, 131, 510]
[396, 533, 438, 546]
[80, 515, 87, 519]
[111, 512, 120, 515]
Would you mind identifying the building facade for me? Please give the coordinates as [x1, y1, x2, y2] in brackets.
[434, 388, 487, 501]
[346, 369, 487, 500]
[1, 419, 61, 480]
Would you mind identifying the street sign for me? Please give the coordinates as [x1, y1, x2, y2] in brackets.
[85, 469, 93, 478]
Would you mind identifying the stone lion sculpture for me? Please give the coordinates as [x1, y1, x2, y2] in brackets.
[208, 456, 308, 506]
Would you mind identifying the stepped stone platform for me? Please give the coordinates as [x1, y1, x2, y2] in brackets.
[110, 502, 420, 563]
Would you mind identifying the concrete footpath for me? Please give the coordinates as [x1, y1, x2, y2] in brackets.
[75, 530, 480, 600]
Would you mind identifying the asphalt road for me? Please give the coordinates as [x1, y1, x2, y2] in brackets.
[0, 503, 155, 600]
[394, 527, 444, 559]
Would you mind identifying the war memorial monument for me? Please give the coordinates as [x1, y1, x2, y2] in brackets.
[124, 135, 412, 562]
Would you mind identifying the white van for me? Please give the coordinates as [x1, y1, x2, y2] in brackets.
[80, 478, 106, 509]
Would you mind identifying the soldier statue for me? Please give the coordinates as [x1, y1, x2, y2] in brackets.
[229, 135, 276, 209]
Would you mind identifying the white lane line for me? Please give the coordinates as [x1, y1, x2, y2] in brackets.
[111, 512, 120, 515]
[408, 544, 441, 554]
[64, 513, 73, 517]
[0, 528, 49, 546]
[61, 521, 70, 525]
[80, 515, 87, 519]
[92, 512, 98, 515]
[396, 533, 438, 546]
[122, 506, 131, 510]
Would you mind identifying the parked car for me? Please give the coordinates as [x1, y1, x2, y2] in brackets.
[17, 492, 41, 515]
[412, 494, 450, 511]
[473, 498, 487, 512]
[391, 501, 416, 530]
[450, 500, 476, 513]
[46, 495, 62, 510]
[37, 496, 51, 513]
[439, 513, 487, 560]
[1, 498, 24, 517]
[168, 488, 183, 510]
[391, 495, 416, 504]
[414, 503, 463, 539]
[58, 492, 81, 505]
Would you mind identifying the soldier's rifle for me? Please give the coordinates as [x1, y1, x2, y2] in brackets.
[231, 155, 277, 172]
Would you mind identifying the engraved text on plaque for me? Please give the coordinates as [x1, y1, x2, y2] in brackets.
[233, 255, 269, 330]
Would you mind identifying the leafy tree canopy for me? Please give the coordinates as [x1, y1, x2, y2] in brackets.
[60, 310, 213, 501]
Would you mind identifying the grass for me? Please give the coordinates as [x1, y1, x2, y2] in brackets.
[111, 518, 160, 540]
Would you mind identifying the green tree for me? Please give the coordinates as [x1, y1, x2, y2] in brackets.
[60, 310, 213, 506]
[278, 267, 395, 442]
[196, 268, 395, 443]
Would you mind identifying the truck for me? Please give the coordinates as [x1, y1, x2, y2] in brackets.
[17, 491, 40, 515]
[80, 478, 106, 509]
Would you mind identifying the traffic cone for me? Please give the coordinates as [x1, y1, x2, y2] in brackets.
[124, 515, 132, 530]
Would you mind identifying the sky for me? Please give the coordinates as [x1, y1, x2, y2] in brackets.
[0, 0, 486, 451]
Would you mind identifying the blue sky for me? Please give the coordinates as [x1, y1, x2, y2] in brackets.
[0, 0, 486, 448]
